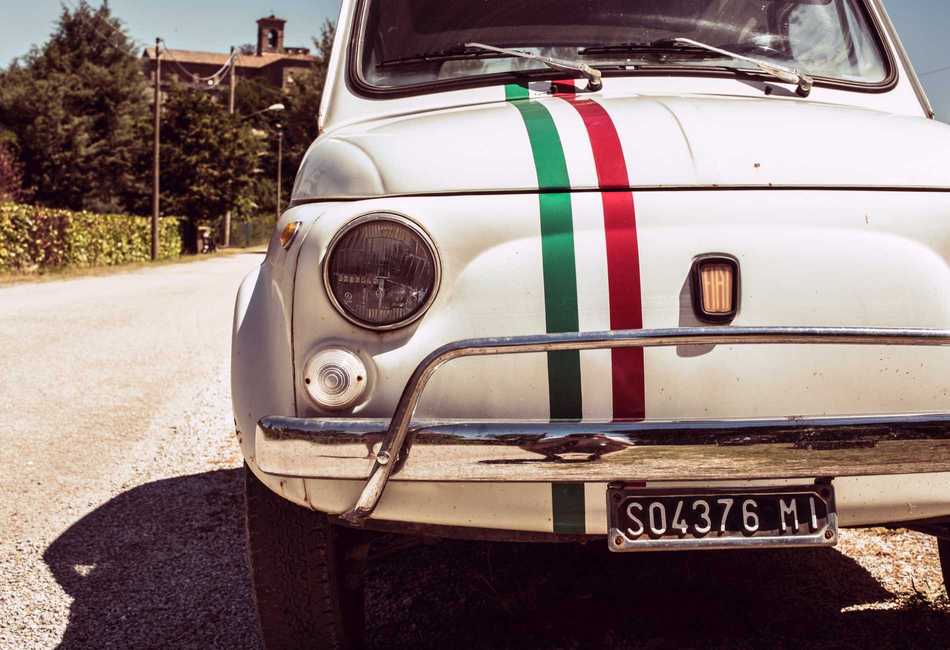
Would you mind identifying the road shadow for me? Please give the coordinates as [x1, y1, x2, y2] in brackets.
[367, 539, 950, 649]
[44, 469, 261, 649]
[44, 469, 949, 649]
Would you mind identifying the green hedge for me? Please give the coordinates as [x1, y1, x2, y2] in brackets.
[0, 203, 181, 273]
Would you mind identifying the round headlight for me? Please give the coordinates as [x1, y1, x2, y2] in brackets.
[324, 213, 439, 330]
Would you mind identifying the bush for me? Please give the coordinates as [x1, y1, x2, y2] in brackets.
[0, 202, 181, 273]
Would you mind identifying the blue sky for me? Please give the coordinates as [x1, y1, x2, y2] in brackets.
[0, 1, 947, 119]
[0, 1, 343, 63]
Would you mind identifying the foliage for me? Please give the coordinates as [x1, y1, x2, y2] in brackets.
[239, 20, 336, 217]
[0, 202, 180, 273]
[281, 21, 336, 200]
[233, 76, 283, 121]
[0, 6, 335, 238]
[0, 1, 150, 213]
[0, 145, 26, 203]
[159, 87, 259, 241]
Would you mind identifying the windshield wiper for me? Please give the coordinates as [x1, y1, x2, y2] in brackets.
[672, 38, 813, 97]
[579, 39, 715, 57]
[464, 42, 603, 91]
[580, 37, 812, 97]
[380, 42, 603, 91]
[379, 45, 513, 67]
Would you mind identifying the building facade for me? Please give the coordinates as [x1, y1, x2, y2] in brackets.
[141, 15, 317, 93]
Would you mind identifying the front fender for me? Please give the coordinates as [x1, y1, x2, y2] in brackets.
[231, 240, 307, 505]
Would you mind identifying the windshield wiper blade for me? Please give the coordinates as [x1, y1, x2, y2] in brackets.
[380, 45, 511, 67]
[465, 42, 603, 91]
[579, 39, 715, 57]
[672, 37, 813, 96]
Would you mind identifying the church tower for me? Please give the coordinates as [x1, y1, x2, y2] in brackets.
[256, 15, 286, 55]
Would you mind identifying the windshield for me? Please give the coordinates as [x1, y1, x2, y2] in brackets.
[357, 0, 889, 90]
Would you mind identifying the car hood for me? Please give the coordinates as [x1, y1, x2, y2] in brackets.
[292, 93, 950, 201]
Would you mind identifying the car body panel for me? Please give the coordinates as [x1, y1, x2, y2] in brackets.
[296, 94, 950, 202]
[289, 192, 950, 423]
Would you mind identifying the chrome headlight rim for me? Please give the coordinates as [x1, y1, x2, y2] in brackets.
[322, 211, 442, 332]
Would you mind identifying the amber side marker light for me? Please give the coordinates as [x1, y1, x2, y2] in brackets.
[691, 256, 739, 323]
[279, 221, 302, 249]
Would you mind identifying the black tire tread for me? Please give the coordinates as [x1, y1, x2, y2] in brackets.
[244, 463, 365, 650]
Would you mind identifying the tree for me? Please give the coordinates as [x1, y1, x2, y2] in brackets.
[0, 144, 26, 202]
[233, 76, 283, 123]
[0, 1, 150, 213]
[237, 21, 336, 217]
[160, 88, 258, 250]
[281, 21, 336, 197]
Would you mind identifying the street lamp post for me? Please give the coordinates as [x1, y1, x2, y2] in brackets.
[151, 38, 161, 261]
[224, 46, 237, 248]
[276, 124, 284, 222]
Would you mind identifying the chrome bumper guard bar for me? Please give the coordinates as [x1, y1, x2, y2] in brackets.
[255, 327, 950, 524]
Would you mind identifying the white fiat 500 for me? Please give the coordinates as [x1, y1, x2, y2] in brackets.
[232, 0, 950, 646]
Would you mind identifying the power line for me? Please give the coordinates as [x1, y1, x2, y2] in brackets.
[920, 64, 950, 78]
[158, 40, 238, 89]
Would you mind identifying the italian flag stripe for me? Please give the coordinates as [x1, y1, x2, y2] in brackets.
[558, 92, 646, 420]
[505, 84, 583, 421]
[551, 482, 586, 534]
[507, 83, 586, 534]
[507, 83, 647, 531]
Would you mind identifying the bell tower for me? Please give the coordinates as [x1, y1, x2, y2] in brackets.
[256, 15, 286, 55]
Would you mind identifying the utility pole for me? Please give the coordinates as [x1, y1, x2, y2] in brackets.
[224, 46, 236, 248]
[151, 38, 161, 261]
[276, 124, 284, 222]
[228, 47, 237, 114]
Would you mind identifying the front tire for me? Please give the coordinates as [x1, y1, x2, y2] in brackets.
[244, 463, 368, 650]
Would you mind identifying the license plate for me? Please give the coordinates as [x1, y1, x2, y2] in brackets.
[607, 484, 837, 552]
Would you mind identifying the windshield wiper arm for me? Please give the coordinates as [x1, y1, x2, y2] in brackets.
[672, 37, 813, 97]
[465, 42, 603, 91]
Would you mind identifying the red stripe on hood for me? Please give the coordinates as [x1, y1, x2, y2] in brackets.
[560, 91, 646, 420]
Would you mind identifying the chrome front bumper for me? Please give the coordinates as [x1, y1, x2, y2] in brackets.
[254, 327, 950, 524]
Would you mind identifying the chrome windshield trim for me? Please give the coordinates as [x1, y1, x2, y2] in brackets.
[869, 0, 934, 118]
[323, 326, 950, 524]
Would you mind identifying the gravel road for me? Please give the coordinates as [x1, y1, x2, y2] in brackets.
[1, 254, 947, 649]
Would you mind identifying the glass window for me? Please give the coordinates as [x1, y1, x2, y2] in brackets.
[357, 0, 888, 90]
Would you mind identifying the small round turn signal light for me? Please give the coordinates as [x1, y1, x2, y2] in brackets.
[303, 348, 368, 410]
[279, 221, 302, 250]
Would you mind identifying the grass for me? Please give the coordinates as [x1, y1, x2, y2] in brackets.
[0, 245, 266, 287]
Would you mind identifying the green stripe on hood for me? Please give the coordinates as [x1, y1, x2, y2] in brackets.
[507, 83, 586, 535]
[506, 85, 582, 421]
